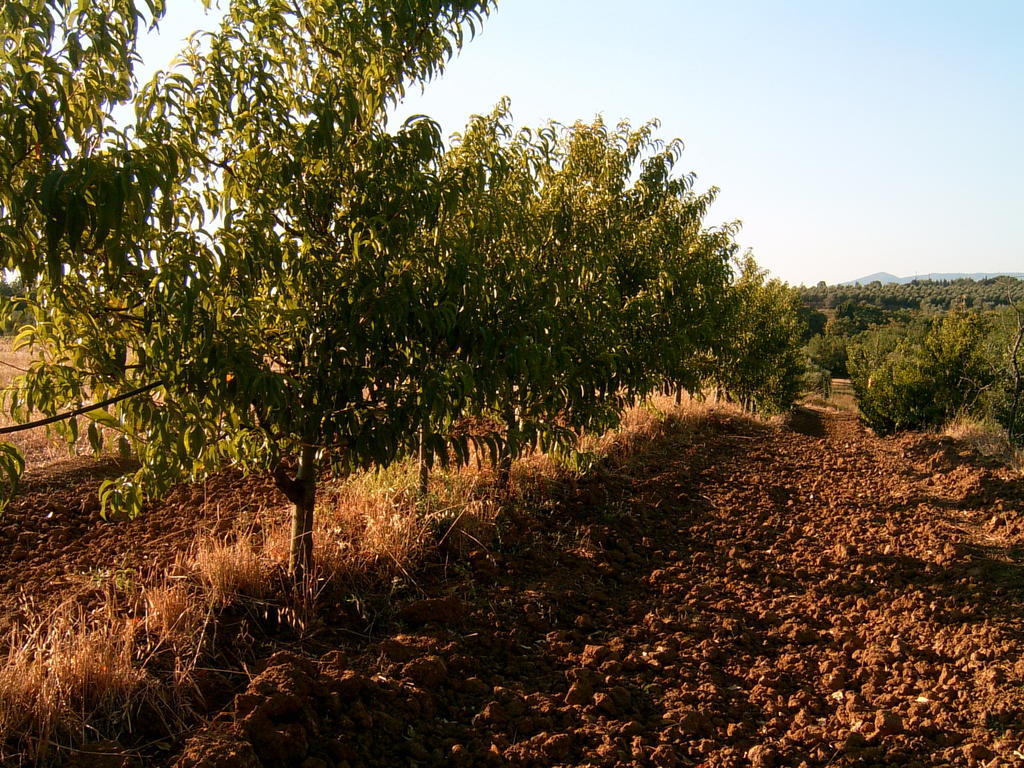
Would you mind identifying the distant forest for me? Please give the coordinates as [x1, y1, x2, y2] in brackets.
[798, 276, 1023, 444]
[800, 276, 1024, 314]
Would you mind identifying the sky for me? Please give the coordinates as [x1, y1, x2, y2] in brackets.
[141, 1, 1023, 286]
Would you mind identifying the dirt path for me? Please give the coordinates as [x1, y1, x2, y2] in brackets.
[175, 407, 1024, 768]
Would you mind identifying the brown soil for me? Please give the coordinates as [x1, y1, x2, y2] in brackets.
[6, 406, 1024, 767]
[0, 459, 281, 633]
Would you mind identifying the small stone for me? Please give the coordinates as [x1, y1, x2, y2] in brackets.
[541, 733, 573, 760]
[746, 744, 778, 768]
[874, 710, 902, 736]
[581, 644, 612, 666]
[963, 744, 993, 766]
[564, 681, 593, 706]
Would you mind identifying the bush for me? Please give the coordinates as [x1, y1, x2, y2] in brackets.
[849, 312, 995, 435]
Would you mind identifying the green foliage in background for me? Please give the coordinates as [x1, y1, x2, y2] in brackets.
[849, 312, 999, 435]
[801, 277, 1024, 314]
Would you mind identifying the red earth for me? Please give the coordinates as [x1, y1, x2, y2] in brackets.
[4, 406, 1024, 767]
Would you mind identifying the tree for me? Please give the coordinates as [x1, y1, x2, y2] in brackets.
[1, 1, 175, 284]
[435, 111, 738, 484]
[2, 0, 495, 582]
[1, 0, 180, 498]
[1, 2, 810, 588]
[708, 255, 805, 413]
[984, 301, 1024, 444]
[849, 312, 994, 435]
[1006, 303, 1023, 443]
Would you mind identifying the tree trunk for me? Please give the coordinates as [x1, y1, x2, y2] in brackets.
[1008, 305, 1023, 443]
[288, 444, 317, 584]
[417, 426, 429, 498]
[496, 401, 516, 493]
[675, 387, 683, 407]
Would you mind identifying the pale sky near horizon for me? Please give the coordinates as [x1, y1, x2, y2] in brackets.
[140, 1, 1023, 286]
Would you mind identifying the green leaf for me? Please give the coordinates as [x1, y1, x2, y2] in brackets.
[84, 408, 120, 430]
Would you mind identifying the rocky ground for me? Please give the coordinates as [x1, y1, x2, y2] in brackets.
[0, 458, 279, 632]
[162, 407, 1024, 768]
[1, 405, 1022, 766]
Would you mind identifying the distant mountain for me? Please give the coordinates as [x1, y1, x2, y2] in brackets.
[842, 271, 1024, 286]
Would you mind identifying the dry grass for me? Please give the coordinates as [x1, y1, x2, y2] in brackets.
[144, 581, 207, 649]
[0, 570, 219, 762]
[943, 416, 1023, 472]
[0, 337, 32, 389]
[0, 604, 166, 764]
[578, 392, 740, 460]
[0, 337, 102, 469]
[304, 460, 499, 581]
[192, 538, 272, 605]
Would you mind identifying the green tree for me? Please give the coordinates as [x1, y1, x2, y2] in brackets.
[711, 255, 805, 413]
[2, 0, 495, 583]
[849, 312, 993, 434]
[806, 333, 849, 378]
[1, 1, 176, 285]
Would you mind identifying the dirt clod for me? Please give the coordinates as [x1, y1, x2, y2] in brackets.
[401, 655, 447, 688]
[6, 407, 1024, 768]
[399, 596, 465, 625]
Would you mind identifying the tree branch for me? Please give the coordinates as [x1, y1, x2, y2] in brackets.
[0, 380, 163, 435]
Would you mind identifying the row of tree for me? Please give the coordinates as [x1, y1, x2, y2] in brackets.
[801, 277, 1024, 313]
[1, 1, 806, 581]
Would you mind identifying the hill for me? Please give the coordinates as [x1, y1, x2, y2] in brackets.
[801, 275, 1024, 313]
[844, 271, 1024, 286]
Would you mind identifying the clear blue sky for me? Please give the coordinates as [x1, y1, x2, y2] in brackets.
[144, 1, 1023, 285]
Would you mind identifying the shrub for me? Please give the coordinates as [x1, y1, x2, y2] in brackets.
[850, 312, 994, 435]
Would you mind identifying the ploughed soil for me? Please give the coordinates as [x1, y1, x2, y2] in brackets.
[5, 406, 1024, 767]
[0, 458, 280, 635]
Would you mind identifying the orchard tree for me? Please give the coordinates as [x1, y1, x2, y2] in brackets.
[1, 1, 175, 284]
[710, 255, 805, 412]
[2, 0, 495, 582]
[442, 113, 644, 485]
[435, 110, 742, 482]
[0, 0, 179, 496]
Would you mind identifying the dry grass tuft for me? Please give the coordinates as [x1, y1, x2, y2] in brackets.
[579, 393, 709, 462]
[0, 606, 158, 763]
[258, 459, 502, 584]
[943, 416, 1021, 469]
[314, 463, 435, 581]
[144, 581, 207, 649]
[193, 538, 272, 605]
